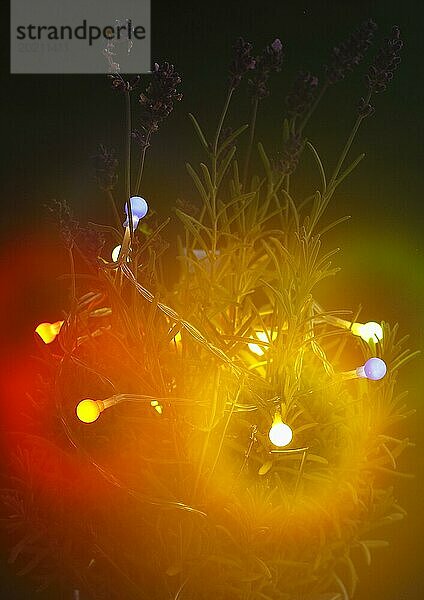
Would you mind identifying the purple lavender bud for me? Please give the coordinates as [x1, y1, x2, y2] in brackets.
[249, 38, 284, 100]
[357, 97, 375, 118]
[273, 132, 303, 176]
[271, 38, 283, 53]
[286, 71, 319, 119]
[228, 37, 256, 89]
[325, 19, 378, 85]
[366, 26, 403, 94]
[136, 62, 182, 135]
[92, 145, 119, 191]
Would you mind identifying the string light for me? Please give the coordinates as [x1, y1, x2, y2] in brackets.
[269, 413, 293, 447]
[171, 330, 182, 346]
[112, 245, 121, 262]
[123, 196, 148, 230]
[76, 399, 105, 423]
[248, 330, 277, 356]
[111, 245, 130, 263]
[356, 357, 387, 380]
[341, 357, 387, 381]
[76, 394, 165, 423]
[320, 310, 383, 343]
[350, 321, 383, 343]
[150, 400, 163, 415]
[35, 321, 64, 344]
[76, 396, 123, 423]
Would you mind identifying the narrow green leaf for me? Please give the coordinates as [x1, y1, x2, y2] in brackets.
[259, 460, 273, 475]
[307, 141, 327, 192]
[258, 142, 272, 179]
[217, 146, 236, 187]
[218, 123, 249, 156]
[334, 153, 365, 188]
[174, 208, 212, 253]
[200, 162, 214, 194]
[186, 162, 209, 206]
[188, 112, 209, 151]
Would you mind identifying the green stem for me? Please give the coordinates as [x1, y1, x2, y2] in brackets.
[242, 96, 259, 189]
[68, 246, 77, 309]
[124, 90, 134, 242]
[329, 91, 371, 188]
[299, 82, 328, 132]
[193, 369, 220, 498]
[308, 91, 372, 235]
[135, 131, 152, 195]
[107, 190, 122, 230]
[211, 87, 234, 212]
[210, 87, 234, 283]
[213, 87, 234, 159]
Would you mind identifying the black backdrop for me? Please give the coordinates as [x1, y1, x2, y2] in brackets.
[1, 1, 423, 599]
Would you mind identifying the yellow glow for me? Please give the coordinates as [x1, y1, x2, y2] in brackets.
[76, 399, 104, 423]
[150, 400, 163, 415]
[35, 320, 64, 344]
[248, 330, 277, 356]
[269, 415, 293, 447]
[351, 321, 383, 343]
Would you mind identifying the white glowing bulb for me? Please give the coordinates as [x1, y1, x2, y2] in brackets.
[111, 245, 130, 263]
[112, 245, 121, 262]
[269, 416, 293, 447]
[351, 321, 383, 343]
[248, 330, 277, 356]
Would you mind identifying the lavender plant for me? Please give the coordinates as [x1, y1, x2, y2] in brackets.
[1, 22, 416, 600]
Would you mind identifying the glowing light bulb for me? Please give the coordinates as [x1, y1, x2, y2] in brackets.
[173, 331, 182, 345]
[111, 245, 131, 263]
[351, 321, 383, 343]
[123, 196, 148, 229]
[356, 357, 387, 381]
[319, 309, 383, 344]
[76, 399, 104, 423]
[248, 330, 277, 356]
[150, 400, 163, 415]
[35, 321, 64, 344]
[269, 414, 293, 447]
[112, 245, 121, 262]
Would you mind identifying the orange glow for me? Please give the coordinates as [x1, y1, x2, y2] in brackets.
[35, 320, 64, 344]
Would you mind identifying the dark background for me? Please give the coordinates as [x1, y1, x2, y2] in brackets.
[1, 0, 423, 598]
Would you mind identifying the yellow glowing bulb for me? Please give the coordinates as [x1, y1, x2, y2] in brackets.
[351, 321, 383, 343]
[269, 416, 293, 447]
[76, 399, 104, 423]
[35, 321, 64, 344]
[150, 400, 163, 414]
[173, 331, 182, 344]
[248, 330, 277, 356]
